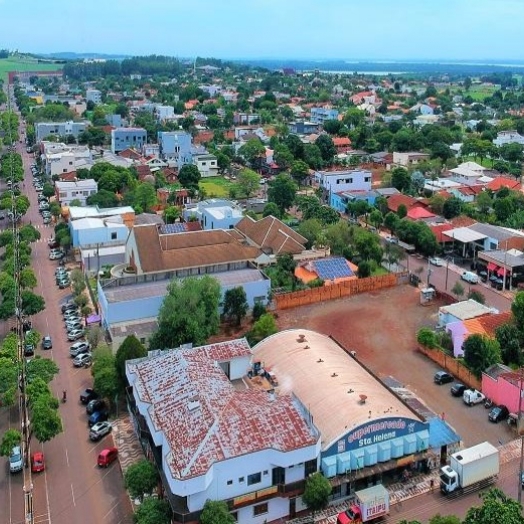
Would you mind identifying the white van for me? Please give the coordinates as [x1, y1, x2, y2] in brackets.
[461, 271, 479, 284]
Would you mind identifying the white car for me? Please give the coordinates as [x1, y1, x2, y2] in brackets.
[73, 352, 92, 367]
[429, 257, 443, 267]
[68, 329, 85, 341]
[70, 341, 90, 356]
[9, 446, 23, 473]
[463, 388, 486, 406]
[89, 421, 112, 441]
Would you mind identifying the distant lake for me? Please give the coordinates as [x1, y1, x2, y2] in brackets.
[322, 70, 407, 75]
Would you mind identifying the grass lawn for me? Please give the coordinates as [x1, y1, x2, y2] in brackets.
[372, 267, 389, 276]
[467, 84, 498, 101]
[0, 57, 63, 83]
[462, 155, 494, 168]
[199, 176, 237, 198]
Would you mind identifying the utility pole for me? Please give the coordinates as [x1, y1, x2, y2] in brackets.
[519, 369, 524, 505]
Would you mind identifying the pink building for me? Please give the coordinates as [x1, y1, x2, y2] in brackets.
[482, 364, 524, 413]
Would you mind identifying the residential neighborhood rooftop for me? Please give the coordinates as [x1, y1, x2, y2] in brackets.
[440, 299, 495, 321]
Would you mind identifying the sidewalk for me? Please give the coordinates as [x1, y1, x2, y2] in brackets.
[112, 414, 143, 473]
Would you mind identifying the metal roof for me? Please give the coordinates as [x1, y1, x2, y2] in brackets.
[442, 227, 486, 243]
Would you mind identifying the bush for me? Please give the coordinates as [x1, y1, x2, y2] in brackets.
[252, 302, 266, 321]
[417, 327, 437, 349]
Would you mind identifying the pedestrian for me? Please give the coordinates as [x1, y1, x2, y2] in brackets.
[430, 478, 434, 491]
[441, 412, 445, 420]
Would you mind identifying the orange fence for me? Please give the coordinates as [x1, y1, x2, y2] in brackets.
[418, 345, 482, 390]
[274, 273, 400, 310]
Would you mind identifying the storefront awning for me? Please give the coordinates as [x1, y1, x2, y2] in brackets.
[487, 262, 498, 271]
[497, 267, 508, 277]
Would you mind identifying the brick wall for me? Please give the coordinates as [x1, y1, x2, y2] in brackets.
[418, 345, 482, 390]
[274, 274, 399, 310]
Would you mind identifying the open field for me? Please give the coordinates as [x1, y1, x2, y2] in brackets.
[199, 176, 237, 197]
[0, 57, 63, 82]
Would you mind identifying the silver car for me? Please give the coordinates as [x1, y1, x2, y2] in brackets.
[89, 421, 112, 441]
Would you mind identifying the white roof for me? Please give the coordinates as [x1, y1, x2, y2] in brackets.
[458, 161, 486, 172]
[443, 227, 487, 243]
[80, 245, 126, 257]
[69, 206, 135, 220]
[71, 217, 128, 230]
[56, 179, 97, 189]
[450, 167, 482, 178]
[440, 299, 494, 321]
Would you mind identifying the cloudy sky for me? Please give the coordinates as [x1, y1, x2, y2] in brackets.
[2, 0, 523, 61]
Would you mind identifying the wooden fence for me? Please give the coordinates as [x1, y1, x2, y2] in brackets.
[418, 345, 482, 390]
[274, 273, 401, 310]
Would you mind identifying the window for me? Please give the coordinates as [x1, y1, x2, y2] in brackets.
[238, 477, 245, 483]
[263, 470, 268, 476]
[111, 232, 117, 240]
[227, 480, 233, 485]
[253, 503, 268, 516]
[247, 472, 261, 486]
[365, 177, 371, 183]
[140, 337, 146, 344]
[305, 459, 317, 476]
[231, 512, 238, 522]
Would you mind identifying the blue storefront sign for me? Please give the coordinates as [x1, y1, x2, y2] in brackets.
[323, 417, 428, 457]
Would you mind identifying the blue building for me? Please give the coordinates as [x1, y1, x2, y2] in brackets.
[111, 127, 147, 153]
[330, 190, 378, 213]
[310, 107, 339, 125]
[36, 121, 88, 142]
[157, 130, 192, 167]
[69, 217, 129, 248]
[289, 121, 321, 135]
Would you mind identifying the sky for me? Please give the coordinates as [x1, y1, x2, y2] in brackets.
[1, 0, 524, 62]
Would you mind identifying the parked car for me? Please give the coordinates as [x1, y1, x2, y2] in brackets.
[57, 278, 70, 289]
[434, 371, 453, 385]
[73, 352, 91, 367]
[41, 335, 52, 350]
[48, 238, 59, 249]
[461, 271, 479, 284]
[70, 341, 90, 357]
[66, 321, 83, 332]
[97, 447, 118, 468]
[24, 342, 34, 357]
[80, 387, 98, 404]
[64, 316, 82, 326]
[450, 383, 467, 397]
[86, 399, 106, 415]
[429, 257, 443, 267]
[89, 410, 109, 427]
[43, 217, 51, 225]
[89, 421, 112, 441]
[9, 446, 23, 473]
[489, 405, 509, 423]
[385, 235, 398, 244]
[49, 249, 64, 260]
[463, 388, 486, 406]
[31, 451, 45, 473]
[61, 302, 77, 314]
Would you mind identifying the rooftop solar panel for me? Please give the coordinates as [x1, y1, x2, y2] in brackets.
[160, 223, 186, 234]
[314, 257, 353, 281]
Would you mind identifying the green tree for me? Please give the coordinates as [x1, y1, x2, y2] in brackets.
[0, 429, 21, 456]
[222, 287, 248, 326]
[31, 396, 63, 443]
[124, 459, 159, 502]
[267, 174, 297, 214]
[358, 260, 372, 278]
[236, 168, 260, 198]
[19, 268, 37, 289]
[178, 164, 201, 195]
[495, 323, 522, 366]
[297, 218, 323, 250]
[21, 291, 45, 316]
[463, 334, 502, 377]
[511, 291, 524, 331]
[238, 138, 265, 165]
[42, 182, 55, 198]
[115, 335, 147, 384]
[87, 189, 119, 208]
[302, 472, 332, 515]
[397, 204, 407, 219]
[442, 197, 462, 219]
[468, 290, 485, 304]
[383, 212, 399, 233]
[134, 498, 171, 524]
[130, 182, 157, 213]
[417, 327, 438, 348]
[26, 357, 59, 384]
[463, 488, 524, 524]
[200, 500, 235, 524]
[290, 159, 310, 185]
[369, 209, 383, 230]
[391, 167, 411, 192]
[163, 205, 181, 224]
[262, 202, 282, 219]
[248, 313, 277, 344]
[476, 191, 492, 216]
[86, 326, 104, 349]
[429, 516, 461, 524]
[315, 134, 336, 164]
[92, 346, 120, 402]
[150, 276, 221, 350]
[451, 281, 465, 300]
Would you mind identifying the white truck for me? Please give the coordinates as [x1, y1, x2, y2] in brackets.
[463, 388, 486, 406]
[337, 485, 389, 524]
[461, 271, 479, 284]
[440, 441, 499, 494]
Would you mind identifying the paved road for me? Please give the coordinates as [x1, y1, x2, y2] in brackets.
[0, 104, 133, 524]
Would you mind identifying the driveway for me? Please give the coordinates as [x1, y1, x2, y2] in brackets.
[0, 114, 133, 524]
[277, 285, 513, 448]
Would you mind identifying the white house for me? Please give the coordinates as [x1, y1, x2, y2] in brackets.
[126, 339, 321, 524]
[86, 89, 102, 104]
[493, 131, 524, 147]
[315, 169, 372, 195]
[183, 199, 243, 230]
[392, 152, 430, 167]
[192, 153, 218, 178]
[55, 179, 98, 206]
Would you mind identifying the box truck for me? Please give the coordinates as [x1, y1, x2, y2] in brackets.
[440, 441, 499, 494]
[337, 484, 389, 524]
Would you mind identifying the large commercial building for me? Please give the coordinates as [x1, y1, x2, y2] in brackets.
[126, 329, 439, 523]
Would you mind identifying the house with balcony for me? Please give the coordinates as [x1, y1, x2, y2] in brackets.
[315, 169, 372, 205]
[157, 130, 192, 167]
[55, 179, 98, 206]
[125, 338, 320, 523]
[111, 127, 147, 153]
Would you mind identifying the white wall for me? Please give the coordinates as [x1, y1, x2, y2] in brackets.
[235, 497, 290, 524]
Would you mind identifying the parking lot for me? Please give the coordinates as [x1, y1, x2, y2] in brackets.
[277, 285, 514, 447]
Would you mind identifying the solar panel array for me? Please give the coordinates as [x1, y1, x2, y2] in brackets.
[160, 223, 186, 234]
[314, 257, 353, 281]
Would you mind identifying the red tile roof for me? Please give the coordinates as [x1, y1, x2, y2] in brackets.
[407, 207, 436, 219]
[487, 177, 521, 191]
[128, 341, 319, 480]
[450, 215, 477, 228]
[430, 223, 454, 243]
[386, 194, 424, 213]
[119, 148, 144, 161]
[333, 137, 351, 146]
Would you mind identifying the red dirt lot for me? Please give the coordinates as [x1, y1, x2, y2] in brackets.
[276, 285, 512, 447]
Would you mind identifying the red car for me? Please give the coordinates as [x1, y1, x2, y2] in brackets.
[97, 447, 118, 468]
[31, 452, 45, 473]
